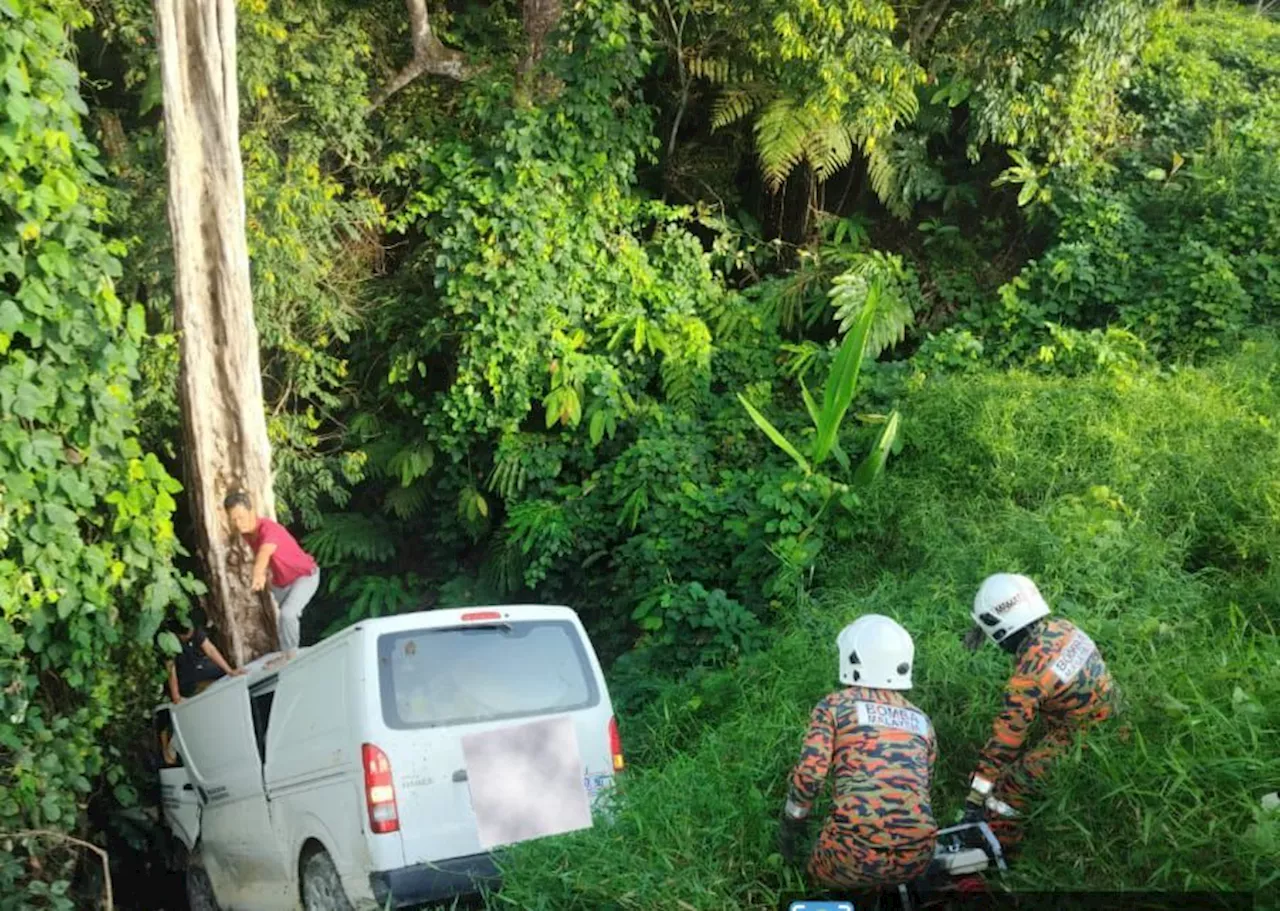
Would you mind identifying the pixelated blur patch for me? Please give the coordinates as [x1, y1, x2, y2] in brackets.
[787, 903, 855, 911]
[462, 715, 592, 849]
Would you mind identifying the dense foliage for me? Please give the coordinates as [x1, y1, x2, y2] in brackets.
[493, 337, 1280, 907]
[2, 0, 1279, 906]
[947, 6, 1280, 365]
[0, 1, 188, 907]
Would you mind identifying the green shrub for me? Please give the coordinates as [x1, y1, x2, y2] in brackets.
[954, 6, 1280, 367]
[0, 1, 188, 905]
[490, 338, 1280, 908]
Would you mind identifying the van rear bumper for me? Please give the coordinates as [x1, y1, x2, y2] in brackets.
[369, 853, 500, 907]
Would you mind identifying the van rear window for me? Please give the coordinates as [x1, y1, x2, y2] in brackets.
[376, 620, 600, 729]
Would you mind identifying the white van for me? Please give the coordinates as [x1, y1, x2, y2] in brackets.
[155, 604, 623, 910]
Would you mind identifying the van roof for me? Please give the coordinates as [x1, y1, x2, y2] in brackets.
[154, 603, 585, 707]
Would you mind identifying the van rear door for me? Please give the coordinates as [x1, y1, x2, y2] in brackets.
[371, 613, 615, 866]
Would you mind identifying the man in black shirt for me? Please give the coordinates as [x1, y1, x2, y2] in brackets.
[165, 619, 244, 704]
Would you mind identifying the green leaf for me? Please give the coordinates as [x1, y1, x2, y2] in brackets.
[0, 299, 21, 333]
[830, 439, 850, 472]
[5, 93, 30, 126]
[813, 284, 877, 465]
[801, 379, 849, 467]
[800, 381, 820, 430]
[589, 409, 606, 446]
[157, 631, 181, 656]
[43, 502, 78, 528]
[126, 303, 146, 341]
[737, 393, 810, 475]
[1144, 168, 1167, 181]
[852, 409, 900, 488]
[139, 63, 163, 115]
[13, 381, 45, 418]
[1017, 180, 1038, 207]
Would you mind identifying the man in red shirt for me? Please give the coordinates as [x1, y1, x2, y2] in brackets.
[224, 491, 320, 664]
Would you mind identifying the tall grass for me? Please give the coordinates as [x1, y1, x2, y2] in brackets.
[488, 338, 1280, 910]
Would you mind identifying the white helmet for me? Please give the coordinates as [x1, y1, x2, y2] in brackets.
[838, 615, 914, 690]
[972, 573, 1050, 646]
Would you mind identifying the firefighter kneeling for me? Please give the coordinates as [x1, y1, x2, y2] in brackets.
[961, 573, 1116, 854]
[779, 615, 940, 890]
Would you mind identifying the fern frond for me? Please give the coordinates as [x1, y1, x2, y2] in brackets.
[865, 141, 898, 212]
[487, 449, 528, 500]
[889, 131, 946, 212]
[304, 513, 400, 565]
[711, 87, 763, 130]
[322, 572, 426, 636]
[383, 482, 430, 520]
[385, 440, 434, 487]
[828, 252, 919, 357]
[889, 80, 920, 124]
[755, 99, 814, 190]
[686, 55, 732, 84]
[686, 54, 759, 86]
[804, 120, 856, 183]
[359, 436, 403, 482]
[780, 340, 824, 381]
[660, 316, 712, 412]
[505, 500, 572, 557]
[347, 411, 383, 440]
[708, 290, 755, 341]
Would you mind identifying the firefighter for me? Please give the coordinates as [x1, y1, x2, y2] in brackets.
[779, 615, 940, 891]
[960, 573, 1116, 853]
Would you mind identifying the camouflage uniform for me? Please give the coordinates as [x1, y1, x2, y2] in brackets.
[786, 686, 939, 889]
[974, 618, 1114, 849]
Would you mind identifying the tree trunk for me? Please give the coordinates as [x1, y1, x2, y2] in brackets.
[154, 0, 279, 665]
[517, 0, 563, 101]
[520, 0, 562, 75]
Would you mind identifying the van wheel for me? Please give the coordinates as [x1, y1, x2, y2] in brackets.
[186, 857, 220, 911]
[301, 848, 355, 911]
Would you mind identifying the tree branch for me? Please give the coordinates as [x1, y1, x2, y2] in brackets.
[370, 0, 470, 111]
[1, 830, 113, 910]
[910, 0, 953, 54]
[663, 1, 690, 160]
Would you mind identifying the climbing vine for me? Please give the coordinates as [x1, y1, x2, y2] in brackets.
[0, 1, 189, 905]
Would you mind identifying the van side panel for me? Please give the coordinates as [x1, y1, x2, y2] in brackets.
[264, 638, 377, 903]
[355, 629, 411, 878]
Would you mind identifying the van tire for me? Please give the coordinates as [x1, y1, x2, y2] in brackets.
[185, 856, 220, 911]
[300, 847, 355, 911]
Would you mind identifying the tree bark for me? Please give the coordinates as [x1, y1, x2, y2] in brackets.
[154, 0, 279, 665]
[909, 0, 953, 54]
[371, 0, 470, 110]
[519, 0, 562, 89]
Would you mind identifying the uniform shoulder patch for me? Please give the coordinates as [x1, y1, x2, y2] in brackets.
[854, 700, 931, 737]
[1049, 629, 1098, 683]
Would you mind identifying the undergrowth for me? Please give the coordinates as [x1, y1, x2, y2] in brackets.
[488, 337, 1280, 910]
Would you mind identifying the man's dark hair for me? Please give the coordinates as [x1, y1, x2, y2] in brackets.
[223, 491, 252, 511]
[163, 616, 194, 636]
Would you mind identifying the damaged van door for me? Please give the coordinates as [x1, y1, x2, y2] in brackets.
[169, 674, 294, 909]
[156, 708, 200, 850]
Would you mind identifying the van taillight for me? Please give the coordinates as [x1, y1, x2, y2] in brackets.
[362, 743, 399, 834]
[608, 716, 624, 772]
[462, 610, 502, 621]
